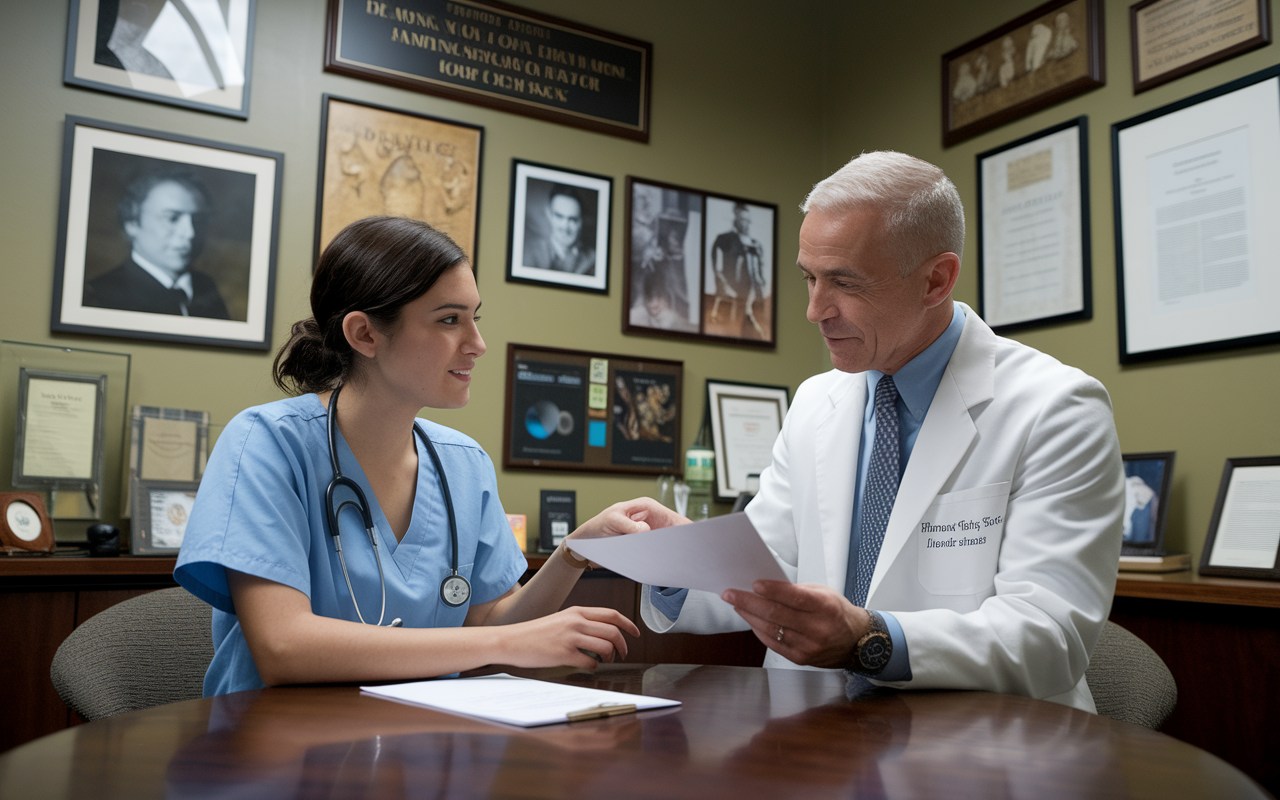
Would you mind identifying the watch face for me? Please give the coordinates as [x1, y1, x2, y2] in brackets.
[858, 632, 892, 671]
[441, 575, 471, 607]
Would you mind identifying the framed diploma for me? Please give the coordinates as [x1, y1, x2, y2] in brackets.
[1131, 0, 1271, 94]
[131, 479, 199, 555]
[12, 369, 106, 493]
[1199, 456, 1280, 581]
[977, 116, 1092, 333]
[125, 406, 210, 517]
[706, 379, 790, 503]
[1112, 65, 1280, 363]
[0, 493, 55, 554]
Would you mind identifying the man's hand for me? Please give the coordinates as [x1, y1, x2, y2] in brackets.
[721, 581, 873, 669]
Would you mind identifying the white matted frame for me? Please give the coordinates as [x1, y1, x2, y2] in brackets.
[977, 116, 1091, 333]
[706, 379, 789, 503]
[1112, 65, 1280, 363]
[1199, 456, 1280, 581]
[64, 0, 256, 118]
[52, 116, 282, 350]
[506, 159, 612, 295]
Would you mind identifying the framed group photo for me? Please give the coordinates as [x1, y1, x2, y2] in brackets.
[64, 0, 257, 118]
[51, 116, 283, 350]
[623, 177, 777, 348]
[315, 95, 483, 268]
[706, 379, 789, 503]
[506, 160, 612, 294]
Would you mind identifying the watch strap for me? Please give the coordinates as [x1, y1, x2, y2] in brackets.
[850, 609, 893, 676]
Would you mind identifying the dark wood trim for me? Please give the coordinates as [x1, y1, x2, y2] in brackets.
[1130, 0, 1272, 94]
[1116, 569, 1280, 608]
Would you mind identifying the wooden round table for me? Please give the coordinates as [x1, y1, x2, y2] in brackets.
[0, 664, 1265, 799]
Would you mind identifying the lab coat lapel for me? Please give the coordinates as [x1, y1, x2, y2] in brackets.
[816, 373, 866, 591]
[867, 306, 996, 601]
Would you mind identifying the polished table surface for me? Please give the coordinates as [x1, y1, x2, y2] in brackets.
[0, 664, 1267, 799]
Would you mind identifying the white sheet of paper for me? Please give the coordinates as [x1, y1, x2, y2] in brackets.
[361, 673, 679, 727]
[566, 512, 789, 594]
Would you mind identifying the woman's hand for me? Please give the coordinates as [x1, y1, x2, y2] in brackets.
[568, 497, 692, 541]
[498, 606, 641, 670]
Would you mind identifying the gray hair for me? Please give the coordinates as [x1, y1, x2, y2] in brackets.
[801, 151, 965, 276]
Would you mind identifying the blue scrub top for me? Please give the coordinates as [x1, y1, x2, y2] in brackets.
[175, 394, 526, 696]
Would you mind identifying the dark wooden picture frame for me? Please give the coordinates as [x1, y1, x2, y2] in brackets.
[0, 493, 55, 554]
[1121, 451, 1176, 556]
[1199, 456, 1280, 581]
[503, 343, 682, 476]
[942, 0, 1105, 147]
[506, 159, 612, 295]
[324, 0, 652, 142]
[1131, 0, 1271, 94]
[623, 176, 778, 349]
[51, 116, 283, 351]
[314, 95, 484, 271]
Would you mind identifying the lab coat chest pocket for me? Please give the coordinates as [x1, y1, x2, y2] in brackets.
[917, 482, 1009, 595]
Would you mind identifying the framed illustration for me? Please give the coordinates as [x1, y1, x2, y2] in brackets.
[706, 379, 790, 503]
[623, 177, 778, 348]
[977, 116, 1091, 333]
[64, 0, 256, 119]
[942, 0, 1104, 147]
[324, 0, 652, 142]
[51, 116, 283, 350]
[1199, 456, 1280, 581]
[12, 369, 107, 495]
[506, 160, 611, 294]
[504, 343, 682, 476]
[1131, 0, 1270, 94]
[315, 95, 483, 268]
[131, 478, 199, 555]
[1112, 65, 1280, 363]
[1121, 451, 1175, 556]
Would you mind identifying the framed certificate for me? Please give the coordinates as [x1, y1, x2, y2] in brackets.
[706, 379, 790, 503]
[1131, 0, 1271, 94]
[1199, 456, 1280, 581]
[13, 369, 106, 493]
[131, 479, 199, 555]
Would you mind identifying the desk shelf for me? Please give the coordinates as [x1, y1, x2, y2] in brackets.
[1116, 570, 1280, 608]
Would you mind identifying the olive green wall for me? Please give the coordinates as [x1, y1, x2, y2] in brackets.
[820, 0, 1280, 564]
[0, 1, 828, 541]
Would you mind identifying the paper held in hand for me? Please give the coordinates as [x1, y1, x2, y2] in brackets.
[566, 512, 789, 595]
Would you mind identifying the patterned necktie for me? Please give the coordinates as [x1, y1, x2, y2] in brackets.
[851, 375, 900, 607]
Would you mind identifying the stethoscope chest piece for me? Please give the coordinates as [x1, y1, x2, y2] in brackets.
[441, 572, 471, 607]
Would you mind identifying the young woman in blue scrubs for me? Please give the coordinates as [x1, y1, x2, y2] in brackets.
[176, 216, 665, 696]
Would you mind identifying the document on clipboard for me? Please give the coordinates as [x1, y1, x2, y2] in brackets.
[361, 673, 679, 727]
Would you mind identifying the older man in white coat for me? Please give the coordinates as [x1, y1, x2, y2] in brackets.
[640, 151, 1123, 712]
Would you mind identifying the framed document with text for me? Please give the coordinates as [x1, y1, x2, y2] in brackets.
[1131, 0, 1271, 94]
[1199, 456, 1280, 581]
[978, 116, 1091, 333]
[12, 369, 106, 493]
[706, 379, 789, 503]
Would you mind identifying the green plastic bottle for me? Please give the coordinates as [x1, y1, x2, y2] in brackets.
[684, 420, 715, 521]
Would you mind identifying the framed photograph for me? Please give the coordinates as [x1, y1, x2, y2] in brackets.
[506, 160, 611, 294]
[64, 0, 256, 119]
[324, 0, 651, 142]
[942, 0, 1104, 147]
[624, 177, 778, 348]
[1199, 456, 1280, 581]
[51, 116, 283, 350]
[1112, 65, 1280, 363]
[315, 95, 483, 268]
[977, 116, 1091, 333]
[706, 379, 790, 504]
[1121, 451, 1175, 556]
[13, 369, 107, 494]
[131, 479, 199, 555]
[504, 343, 682, 476]
[1131, 0, 1271, 94]
[124, 406, 210, 517]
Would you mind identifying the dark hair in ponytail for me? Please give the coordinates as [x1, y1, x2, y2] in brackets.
[273, 216, 468, 395]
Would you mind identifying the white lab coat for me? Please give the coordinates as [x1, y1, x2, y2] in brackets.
[641, 304, 1123, 711]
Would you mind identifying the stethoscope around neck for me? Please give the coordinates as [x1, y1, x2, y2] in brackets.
[324, 384, 471, 627]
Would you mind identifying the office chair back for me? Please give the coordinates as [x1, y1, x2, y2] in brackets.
[51, 587, 212, 721]
[1086, 620, 1177, 729]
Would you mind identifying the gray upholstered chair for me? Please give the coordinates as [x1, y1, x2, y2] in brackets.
[1085, 620, 1177, 730]
[51, 587, 213, 721]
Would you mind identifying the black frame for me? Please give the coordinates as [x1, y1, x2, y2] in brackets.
[705, 378, 790, 504]
[51, 116, 283, 351]
[1120, 451, 1175, 556]
[1199, 456, 1280, 581]
[505, 159, 612, 295]
[977, 116, 1092, 334]
[623, 176, 779, 349]
[13, 369, 107, 493]
[64, 0, 257, 119]
[1112, 64, 1280, 364]
[1130, 0, 1271, 94]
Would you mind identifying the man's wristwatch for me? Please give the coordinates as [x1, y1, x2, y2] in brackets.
[849, 610, 893, 676]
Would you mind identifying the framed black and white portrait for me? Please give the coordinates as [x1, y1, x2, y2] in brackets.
[64, 0, 257, 118]
[624, 177, 704, 336]
[51, 116, 283, 350]
[506, 160, 612, 294]
[702, 196, 776, 346]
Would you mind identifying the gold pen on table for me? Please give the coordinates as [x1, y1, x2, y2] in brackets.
[565, 702, 637, 722]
